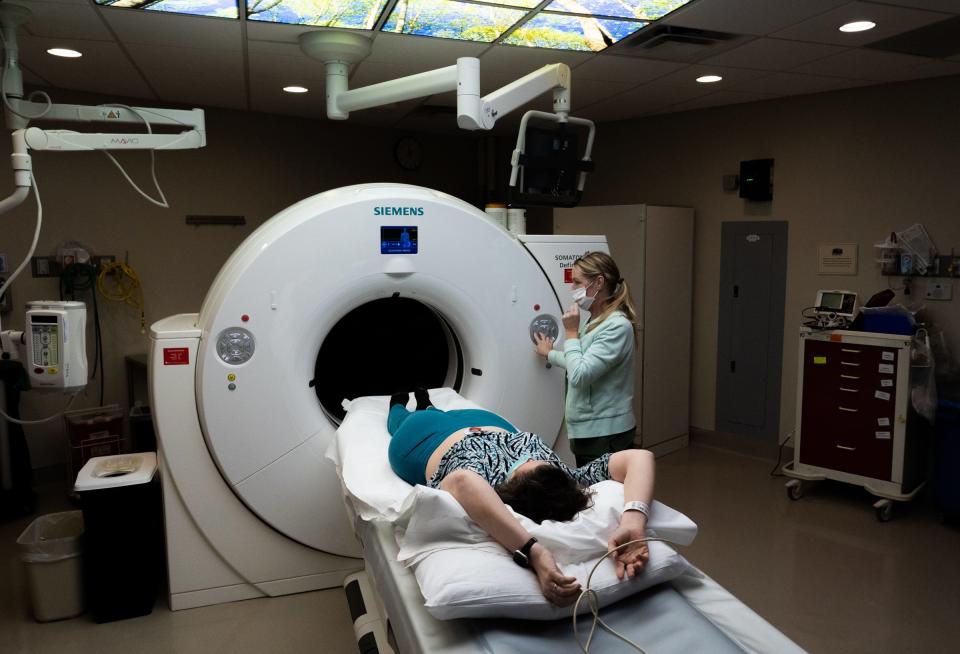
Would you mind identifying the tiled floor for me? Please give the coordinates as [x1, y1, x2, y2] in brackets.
[2, 442, 958, 653]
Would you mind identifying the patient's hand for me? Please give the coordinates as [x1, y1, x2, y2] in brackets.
[607, 514, 650, 580]
[530, 544, 581, 607]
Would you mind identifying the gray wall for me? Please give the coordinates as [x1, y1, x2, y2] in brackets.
[582, 73, 960, 441]
[2, 101, 479, 467]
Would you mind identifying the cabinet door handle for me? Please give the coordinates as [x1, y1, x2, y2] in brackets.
[841, 348, 861, 353]
[840, 374, 860, 380]
[836, 445, 857, 451]
[840, 387, 858, 393]
[841, 361, 860, 367]
[838, 406, 858, 412]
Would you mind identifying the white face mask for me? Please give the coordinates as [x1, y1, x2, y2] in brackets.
[571, 281, 598, 310]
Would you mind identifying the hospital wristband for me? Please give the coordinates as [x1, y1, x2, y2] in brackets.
[623, 500, 650, 519]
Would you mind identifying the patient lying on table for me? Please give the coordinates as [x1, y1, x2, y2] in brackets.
[387, 387, 656, 608]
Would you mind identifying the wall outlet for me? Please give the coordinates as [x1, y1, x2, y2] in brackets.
[925, 281, 953, 301]
[91, 255, 116, 269]
[31, 256, 60, 278]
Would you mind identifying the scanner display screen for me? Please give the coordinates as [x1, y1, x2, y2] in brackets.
[381, 226, 418, 254]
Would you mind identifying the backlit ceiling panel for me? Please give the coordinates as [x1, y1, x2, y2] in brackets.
[95, 0, 239, 18]
[94, 0, 695, 51]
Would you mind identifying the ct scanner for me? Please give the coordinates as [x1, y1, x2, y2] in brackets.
[149, 183, 605, 610]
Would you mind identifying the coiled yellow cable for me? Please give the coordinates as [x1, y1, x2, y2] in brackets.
[97, 260, 145, 333]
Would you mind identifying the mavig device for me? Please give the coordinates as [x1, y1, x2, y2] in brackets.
[25, 301, 87, 391]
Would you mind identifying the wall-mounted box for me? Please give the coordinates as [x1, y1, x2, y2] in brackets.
[818, 243, 858, 275]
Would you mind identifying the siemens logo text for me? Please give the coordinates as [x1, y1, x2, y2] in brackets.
[374, 207, 424, 216]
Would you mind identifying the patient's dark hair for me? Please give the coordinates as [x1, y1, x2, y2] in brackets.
[495, 465, 593, 524]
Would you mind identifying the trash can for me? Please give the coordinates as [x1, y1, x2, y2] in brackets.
[74, 452, 163, 623]
[935, 399, 960, 521]
[16, 510, 85, 622]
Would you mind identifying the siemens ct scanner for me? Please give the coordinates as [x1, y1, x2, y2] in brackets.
[150, 183, 601, 610]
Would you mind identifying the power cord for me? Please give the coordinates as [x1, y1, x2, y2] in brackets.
[572, 536, 681, 653]
[769, 432, 793, 477]
[0, 391, 79, 425]
[0, 28, 53, 121]
[97, 260, 146, 334]
[0, 174, 41, 310]
[97, 104, 170, 208]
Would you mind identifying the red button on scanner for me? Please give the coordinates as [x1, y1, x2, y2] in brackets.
[34, 367, 43, 374]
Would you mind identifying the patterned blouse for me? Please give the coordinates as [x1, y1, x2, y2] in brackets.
[427, 430, 612, 489]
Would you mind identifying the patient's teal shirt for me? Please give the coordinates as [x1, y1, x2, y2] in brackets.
[387, 406, 516, 486]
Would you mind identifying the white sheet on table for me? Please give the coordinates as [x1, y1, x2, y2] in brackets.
[325, 388, 484, 522]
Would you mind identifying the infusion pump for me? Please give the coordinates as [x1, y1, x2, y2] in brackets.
[25, 301, 87, 391]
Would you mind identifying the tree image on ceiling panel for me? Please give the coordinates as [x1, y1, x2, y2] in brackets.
[97, 0, 239, 18]
[504, 10, 643, 51]
[383, 0, 527, 42]
[562, 0, 691, 20]
[247, 0, 389, 29]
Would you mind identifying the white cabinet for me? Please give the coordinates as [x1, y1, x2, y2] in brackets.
[551, 204, 694, 455]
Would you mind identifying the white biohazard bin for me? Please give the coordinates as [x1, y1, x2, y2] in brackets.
[16, 510, 85, 622]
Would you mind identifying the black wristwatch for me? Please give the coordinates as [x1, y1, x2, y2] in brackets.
[512, 537, 538, 568]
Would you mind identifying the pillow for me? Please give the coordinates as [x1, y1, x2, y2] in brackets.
[326, 388, 485, 521]
[395, 481, 700, 620]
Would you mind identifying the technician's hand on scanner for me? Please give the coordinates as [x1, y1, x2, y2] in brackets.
[530, 543, 581, 607]
[534, 331, 554, 357]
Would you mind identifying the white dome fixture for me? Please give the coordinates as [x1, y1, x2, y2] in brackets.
[283, 85, 309, 93]
[696, 75, 723, 84]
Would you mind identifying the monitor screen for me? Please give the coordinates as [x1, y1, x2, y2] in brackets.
[817, 291, 857, 316]
[380, 226, 418, 254]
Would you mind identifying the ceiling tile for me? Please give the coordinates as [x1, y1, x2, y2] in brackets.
[879, 1, 960, 13]
[701, 37, 846, 70]
[248, 75, 327, 120]
[102, 6, 241, 50]
[126, 43, 245, 109]
[572, 55, 687, 84]
[578, 76, 713, 121]
[479, 44, 593, 72]
[652, 63, 769, 87]
[660, 0, 850, 36]
[771, 1, 953, 47]
[791, 48, 960, 81]
[248, 41, 328, 86]
[16, 0, 113, 41]
[726, 71, 874, 95]
[246, 22, 354, 44]
[571, 78, 635, 109]
[656, 89, 778, 113]
[16, 32, 154, 99]
[367, 33, 486, 70]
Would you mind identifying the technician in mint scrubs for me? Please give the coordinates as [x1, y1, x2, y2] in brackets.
[535, 251, 640, 467]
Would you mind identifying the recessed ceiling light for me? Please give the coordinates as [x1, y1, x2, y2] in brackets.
[283, 86, 309, 94]
[839, 21, 876, 33]
[47, 48, 82, 58]
[696, 75, 723, 84]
